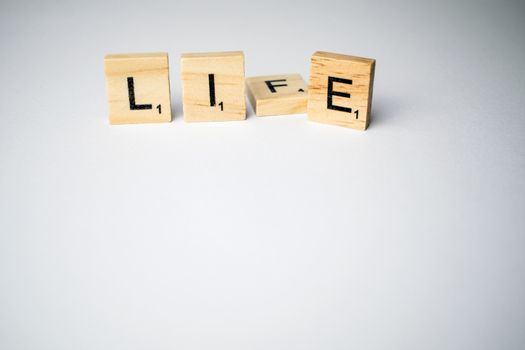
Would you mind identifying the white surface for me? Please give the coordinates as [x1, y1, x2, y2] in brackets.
[1, 0, 524, 349]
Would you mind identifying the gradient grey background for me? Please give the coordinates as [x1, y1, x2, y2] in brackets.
[1, 0, 524, 349]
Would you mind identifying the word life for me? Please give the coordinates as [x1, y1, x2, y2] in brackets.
[104, 51, 375, 130]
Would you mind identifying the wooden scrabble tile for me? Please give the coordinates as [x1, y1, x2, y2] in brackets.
[181, 51, 246, 122]
[104, 52, 172, 125]
[307, 51, 375, 130]
[246, 74, 307, 116]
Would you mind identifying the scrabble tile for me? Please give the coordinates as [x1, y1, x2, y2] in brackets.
[307, 51, 375, 130]
[104, 52, 172, 125]
[246, 74, 307, 116]
[181, 51, 246, 122]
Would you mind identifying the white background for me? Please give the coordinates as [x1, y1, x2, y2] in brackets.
[1, 0, 524, 349]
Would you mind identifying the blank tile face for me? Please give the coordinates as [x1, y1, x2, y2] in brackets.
[104, 52, 172, 125]
[246, 74, 307, 116]
[307, 51, 375, 130]
[181, 51, 246, 122]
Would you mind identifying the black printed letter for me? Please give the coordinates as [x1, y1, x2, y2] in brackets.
[209, 74, 216, 106]
[265, 79, 287, 93]
[127, 77, 152, 110]
[327, 76, 352, 113]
